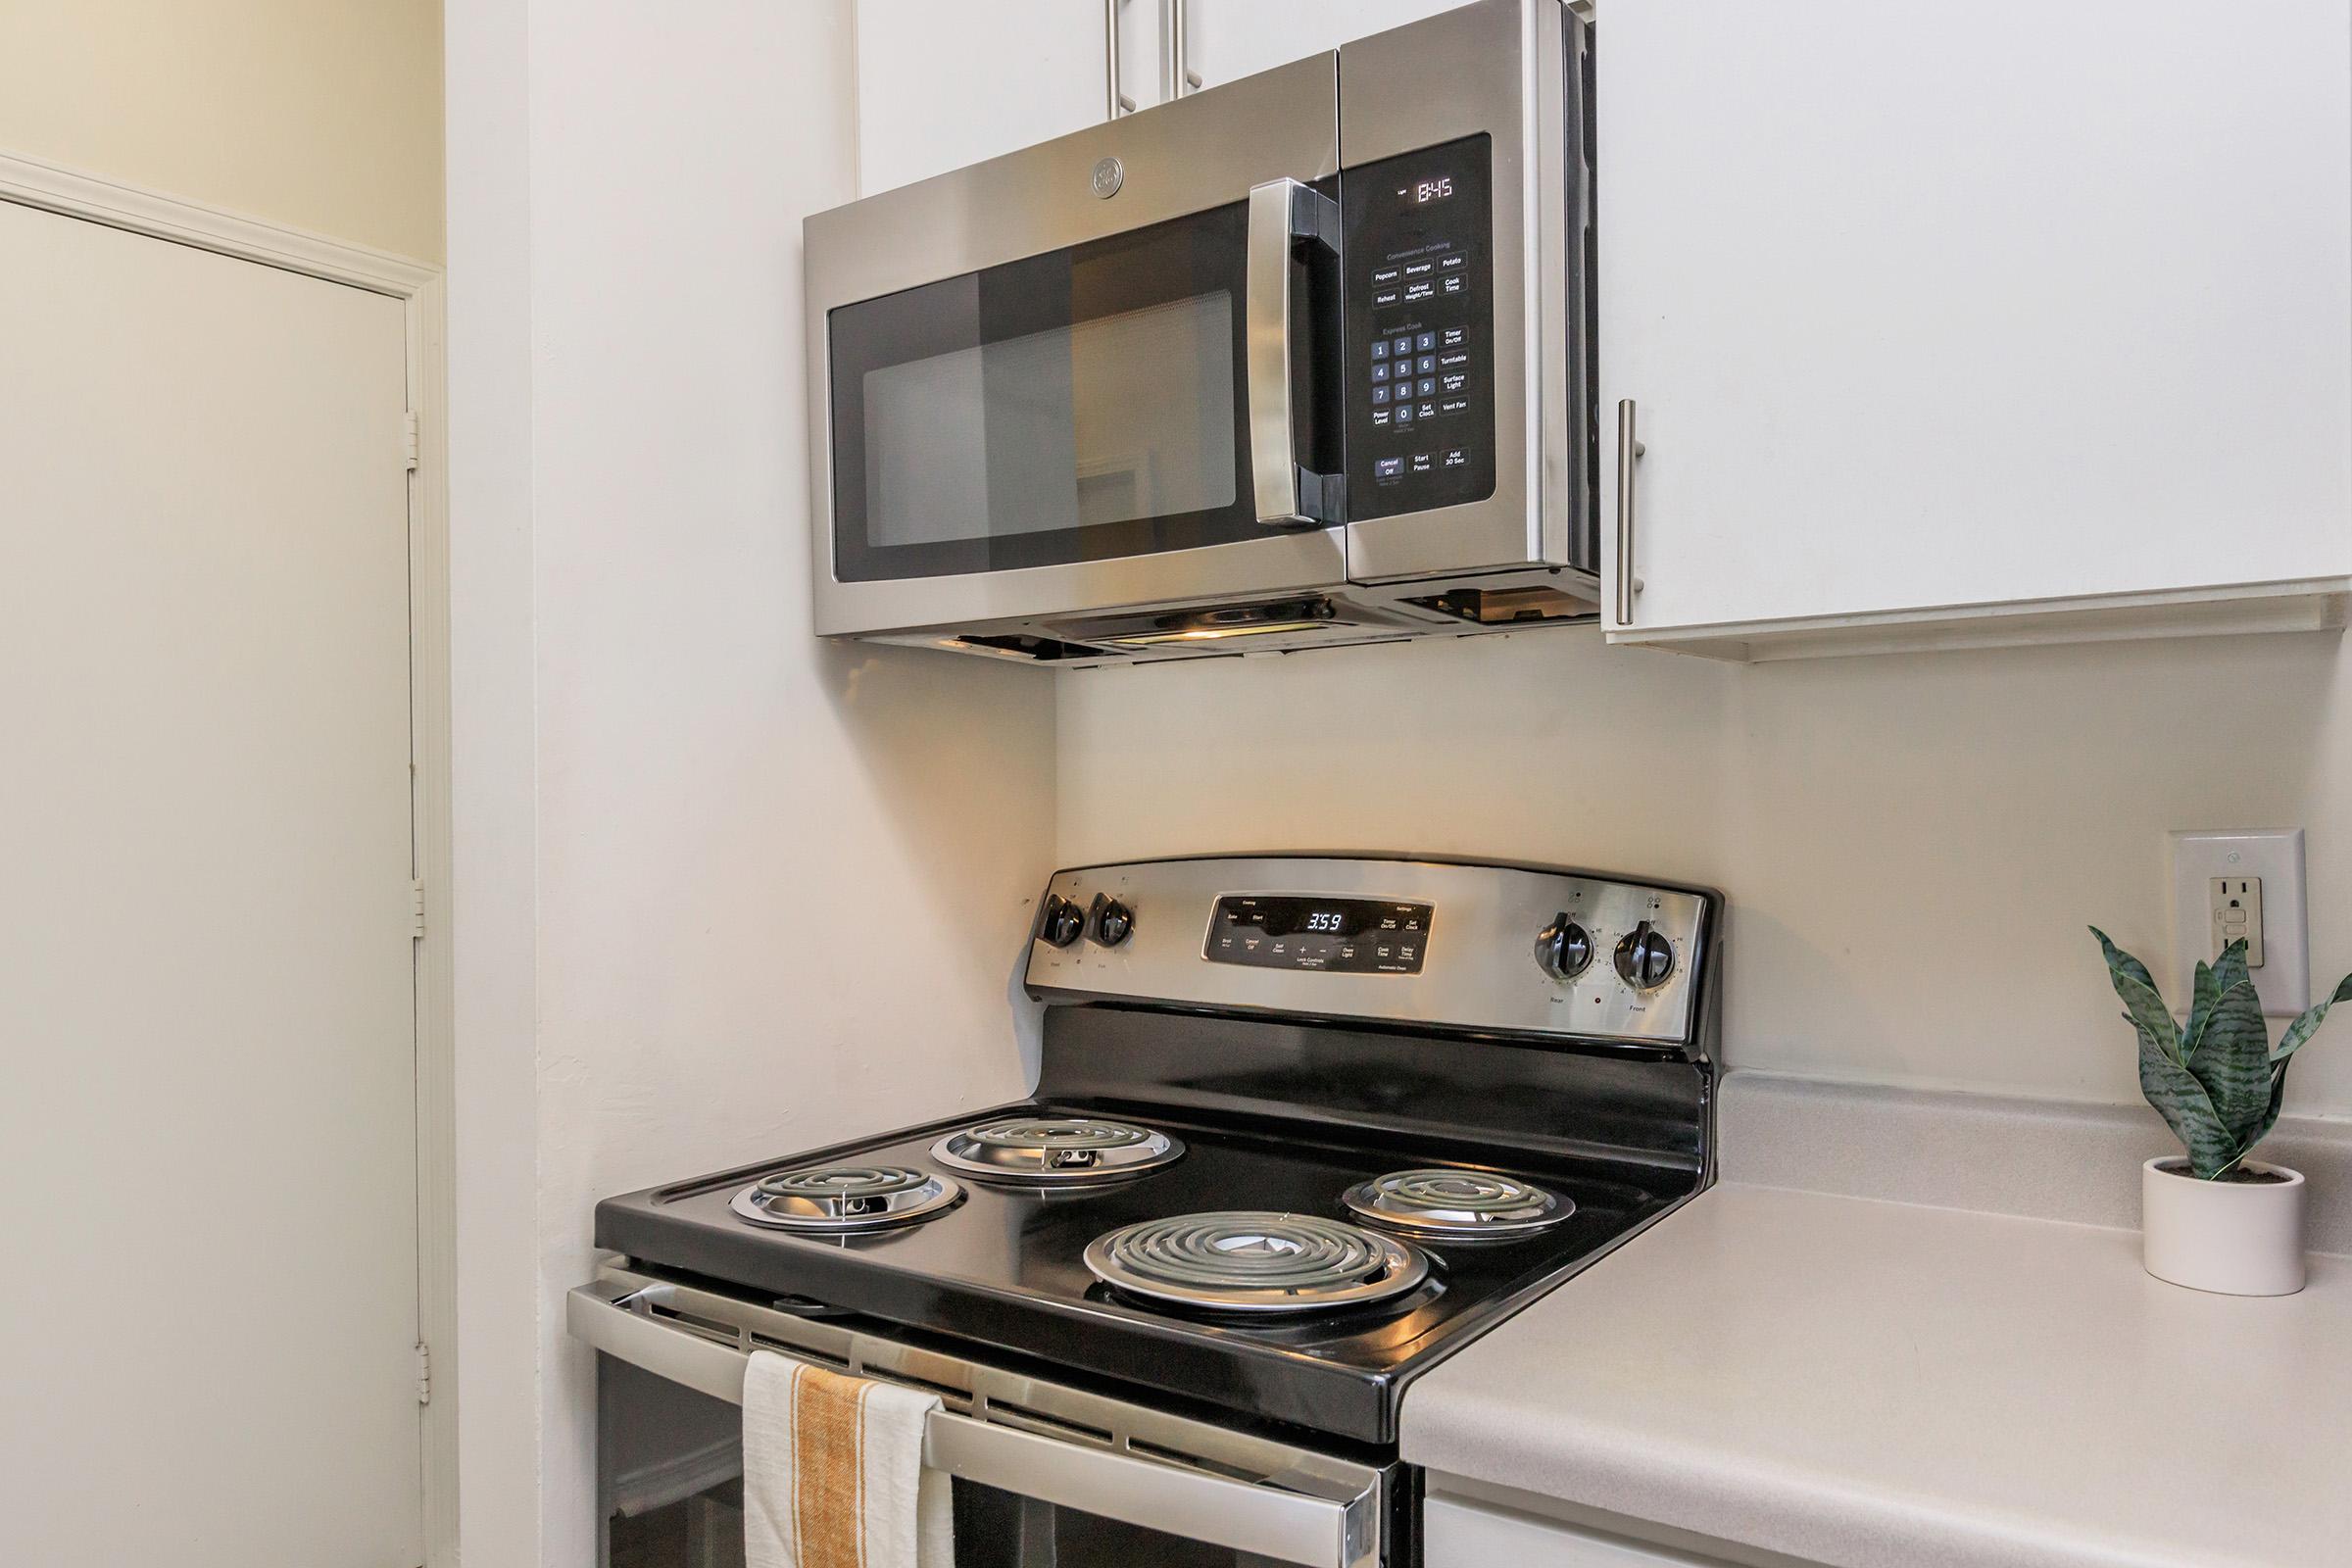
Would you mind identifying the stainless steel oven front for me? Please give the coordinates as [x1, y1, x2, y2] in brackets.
[804, 0, 1594, 666]
[576, 1270, 1401, 1568]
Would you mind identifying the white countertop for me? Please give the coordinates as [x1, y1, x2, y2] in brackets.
[1401, 1183, 2352, 1568]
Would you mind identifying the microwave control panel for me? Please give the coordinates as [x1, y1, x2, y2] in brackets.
[1343, 134, 1497, 519]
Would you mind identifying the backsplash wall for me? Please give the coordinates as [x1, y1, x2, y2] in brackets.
[1056, 624, 2352, 1115]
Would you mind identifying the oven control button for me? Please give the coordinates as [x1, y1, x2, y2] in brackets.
[1040, 896, 1086, 948]
[1536, 915, 1593, 982]
[1614, 921, 1676, 990]
[1089, 897, 1134, 947]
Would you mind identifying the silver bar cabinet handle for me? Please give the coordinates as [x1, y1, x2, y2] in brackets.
[1161, 0, 1197, 98]
[567, 1282, 1375, 1568]
[1247, 177, 1339, 526]
[1105, 0, 1136, 116]
[1615, 398, 1647, 625]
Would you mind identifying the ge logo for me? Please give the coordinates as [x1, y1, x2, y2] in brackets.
[1091, 156, 1124, 199]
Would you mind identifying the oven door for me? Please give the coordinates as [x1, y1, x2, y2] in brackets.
[574, 1272, 1394, 1568]
[805, 54, 1347, 643]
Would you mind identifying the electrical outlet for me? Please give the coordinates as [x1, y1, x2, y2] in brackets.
[2171, 829, 2307, 1015]
[2208, 876, 2264, 967]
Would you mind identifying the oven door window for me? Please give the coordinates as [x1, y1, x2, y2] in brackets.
[827, 202, 1270, 584]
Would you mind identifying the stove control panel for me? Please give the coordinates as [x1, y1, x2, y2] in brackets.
[1026, 857, 1717, 1052]
[1205, 895, 1432, 975]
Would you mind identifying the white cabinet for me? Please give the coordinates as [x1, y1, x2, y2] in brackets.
[1599, 0, 2352, 659]
[1426, 1494, 1773, 1567]
[853, 0, 1106, 194]
[1183, 0, 1476, 92]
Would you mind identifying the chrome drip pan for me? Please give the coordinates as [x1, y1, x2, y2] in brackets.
[930, 1115, 1184, 1183]
[730, 1164, 964, 1232]
[1084, 1211, 1430, 1314]
[1341, 1167, 1572, 1238]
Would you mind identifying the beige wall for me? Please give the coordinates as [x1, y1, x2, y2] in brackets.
[0, 0, 443, 260]
[1058, 627, 2352, 1116]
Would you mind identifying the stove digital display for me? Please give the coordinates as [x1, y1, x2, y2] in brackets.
[1204, 895, 1432, 975]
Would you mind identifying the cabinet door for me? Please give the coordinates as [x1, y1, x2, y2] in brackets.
[1185, 0, 1476, 91]
[1600, 0, 2352, 645]
[855, 0, 1106, 194]
[1426, 1495, 1756, 1567]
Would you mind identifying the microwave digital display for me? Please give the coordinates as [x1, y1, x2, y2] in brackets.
[1345, 134, 1497, 519]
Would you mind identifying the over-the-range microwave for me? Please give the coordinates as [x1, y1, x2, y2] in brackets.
[805, 0, 1593, 666]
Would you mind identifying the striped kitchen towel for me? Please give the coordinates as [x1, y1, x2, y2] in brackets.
[743, 1350, 954, 1568]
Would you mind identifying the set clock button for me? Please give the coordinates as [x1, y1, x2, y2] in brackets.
[1089, 896, 1134, 947]
[1535, 914, 1592, 982]
[1614, 921, 1676, 990]
[1040, 895, 1085, 948]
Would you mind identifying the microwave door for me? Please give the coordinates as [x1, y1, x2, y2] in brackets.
[806, 53, 1348, 644]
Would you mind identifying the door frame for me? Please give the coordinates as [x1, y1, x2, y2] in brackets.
[0, 149, 459, 1568]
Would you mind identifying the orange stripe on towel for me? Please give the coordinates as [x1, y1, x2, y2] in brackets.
[793, 1361, 874, 1568]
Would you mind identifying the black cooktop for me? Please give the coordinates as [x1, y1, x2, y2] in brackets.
[596, 1007, 1708, 1445]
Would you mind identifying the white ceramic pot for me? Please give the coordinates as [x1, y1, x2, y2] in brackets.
[2140, 1156, 2307, 1297]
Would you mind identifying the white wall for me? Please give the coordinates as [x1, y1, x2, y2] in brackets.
[1058, 626, 2352, 1114]
[0, 0, 444, 259]
[446, 2, 1055, 1561]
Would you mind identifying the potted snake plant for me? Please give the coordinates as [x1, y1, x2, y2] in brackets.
[2093, 928, 2352, 1296]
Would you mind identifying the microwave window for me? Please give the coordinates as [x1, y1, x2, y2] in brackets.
[860, 291, 1236, 550]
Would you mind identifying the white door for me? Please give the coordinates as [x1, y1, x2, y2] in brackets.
[0, 198, 422, 1564]
[1600, 0, 2352, 637]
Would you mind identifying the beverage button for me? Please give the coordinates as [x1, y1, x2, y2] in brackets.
[1374, 457, 1405, 480]
[1403, 259, 1436, 277]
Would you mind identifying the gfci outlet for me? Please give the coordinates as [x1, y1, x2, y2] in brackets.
[2170, 829, 2308, 1016]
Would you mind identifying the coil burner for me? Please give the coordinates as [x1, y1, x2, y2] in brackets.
[1084, 1211, 1430, 1314]
[929, 1116, 1184, 1184]
[1341, 1167, 1573, 1239]
[729, 1164, 964, 1232]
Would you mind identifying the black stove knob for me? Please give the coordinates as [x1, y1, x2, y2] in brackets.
[1090, 897, 1134, 947]
[1535, 914, 1592, 982]
[1040, 896, 1085, 948]
[1614, 920, 1676, 990]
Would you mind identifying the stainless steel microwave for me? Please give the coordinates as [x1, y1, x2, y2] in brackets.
[804, 0, 1593, 666]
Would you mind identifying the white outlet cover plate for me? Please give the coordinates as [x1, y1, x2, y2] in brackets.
[2169, 828, 2308, 1016]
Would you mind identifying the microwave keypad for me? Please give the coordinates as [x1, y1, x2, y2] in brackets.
[1343, 135, 1496, 520]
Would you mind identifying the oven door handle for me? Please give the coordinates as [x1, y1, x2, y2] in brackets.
[568, 1282, 1380, 1568]
[1247, 177, 1342, 528]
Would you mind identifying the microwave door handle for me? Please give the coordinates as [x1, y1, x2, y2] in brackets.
[1246, 177, 1340, 527]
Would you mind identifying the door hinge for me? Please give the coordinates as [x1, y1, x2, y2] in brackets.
[411, 878, 427, 940]
[415, 1341, 432, 1404]
[402, 410, 420, 471]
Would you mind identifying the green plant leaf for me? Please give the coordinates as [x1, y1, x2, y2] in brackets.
[2212, 938, 2251, 1001]
[2091, 929, 2182, 1058]
[2185, 980, 2272, 1151]
[2137, 1020, 2238, 1177]
[2245, 1061, 2292, 1157]
[2272, 970, 2352, 1063]
[2180, 956, 2223, 1060]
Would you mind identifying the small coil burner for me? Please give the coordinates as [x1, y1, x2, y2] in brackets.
[930, 1115, 1184, 1183]
[730, 1164, 964, 1232]
[1341, 1167, 1573, 1239]
[1084, 1211, 1430, 1314]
